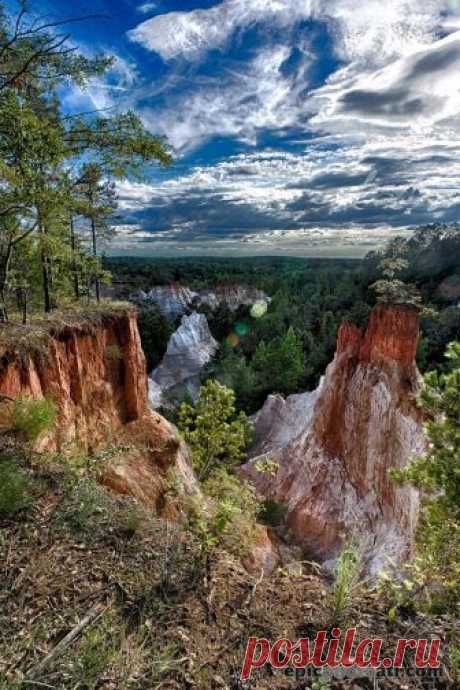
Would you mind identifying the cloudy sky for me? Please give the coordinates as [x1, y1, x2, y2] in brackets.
[22, 0, 460, 255]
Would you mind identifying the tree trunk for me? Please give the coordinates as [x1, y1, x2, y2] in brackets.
[91, 215, 100, 303]
[70, 216, 80, 301]
[0, 241, 13, 322]
[20, 288, 27, 325]
[40, 222, 52, 313]
[42, 249, 52, 313]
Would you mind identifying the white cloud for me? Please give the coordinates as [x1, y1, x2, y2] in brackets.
[140, 43, 312, 151]
[128, 0, 447, 63]
[126, 0, 460, 154]
[116, 0, 460, 253]
[128, 0, 314, 60]
[63, 55, 139, 113]
[138, 2, 157, 13]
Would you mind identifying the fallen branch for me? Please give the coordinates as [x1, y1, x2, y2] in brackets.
[243, 568, 264, 609]
[27, 601, 109, 679]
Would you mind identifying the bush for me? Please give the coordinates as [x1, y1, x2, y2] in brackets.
[258, 499, 288, 527]
[391, 341, 460, 610]
[12, 396, 56, 442]
[0, 460, 32, 517]
[185, 469, 261, 560]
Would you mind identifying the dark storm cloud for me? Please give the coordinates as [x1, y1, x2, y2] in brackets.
[340, 86, 426, 118]
[116, 189, 290, 240]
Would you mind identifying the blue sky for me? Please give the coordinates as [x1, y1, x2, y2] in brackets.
[10, 0, 460, 256]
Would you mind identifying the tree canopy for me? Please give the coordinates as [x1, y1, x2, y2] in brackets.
[0, 2, 172, 320]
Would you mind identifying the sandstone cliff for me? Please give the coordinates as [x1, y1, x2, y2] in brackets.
[137, 284, 270, 318]
[0, 307, 196, 510]
[243, 304, 425, 574]
[149, 312, 218, 408]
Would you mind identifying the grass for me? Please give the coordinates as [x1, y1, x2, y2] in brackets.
[0, 445, 457, 689]
[330, 541, 364, 625]
[0, 300, 134, 362]
[12, 397, 56, 442]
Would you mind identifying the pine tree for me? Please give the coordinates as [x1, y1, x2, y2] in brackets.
[178, 380, 252, 482]
[0, 3, 172, 317]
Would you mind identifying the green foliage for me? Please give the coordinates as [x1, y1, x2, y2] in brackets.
[252, 326, 305, 395]
[254, 458, 279, 477]
[0, 4, 172, 318]
[212, 347, 260, 412]
[371, 278, 422, 306]
[0, 459, 31, 517]
[105, 344, 123, 361]
[330, 542, 363, 625]
[12, 397, 56, 442]
[258, 499, 288, 527]
[178, 380, 252, 481]
[391, 342, 460, 609]
[186, 469, 261, 556]
[451, 645, 460, 682]
[378, 559, 425, 621]
[71, 613, 120, 687]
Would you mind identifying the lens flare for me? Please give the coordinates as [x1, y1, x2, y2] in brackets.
[250, 300, 268, 319]
[235, 321, 250, 337]
[227, 332, 239, 347]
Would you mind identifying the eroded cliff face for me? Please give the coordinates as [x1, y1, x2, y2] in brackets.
[0, 309, 196, 510]
[137, 284, 270, 318]
[243, 304, 425, 574]
[149, 312, 218, 409]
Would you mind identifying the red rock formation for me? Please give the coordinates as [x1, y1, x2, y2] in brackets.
[244, 304, 425, 574]
[0, 309, 196, 509]
[359, 304, 419, 368]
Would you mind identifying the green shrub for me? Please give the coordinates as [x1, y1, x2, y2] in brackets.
[391, 342, 460, 610]
[185, 469, 261, 559]
[105, 344, 123, 361]
[0, 460, 32, 517]
[55, 478, 144, 542]
[12, 396, 56, 442]
[70, 612, 120, 686]
[178, 380, 252, 482]
[451, 645, 460, 682]
[258, 498, 288, 527]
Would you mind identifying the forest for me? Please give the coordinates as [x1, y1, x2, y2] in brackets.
[107, 226, 460, 412]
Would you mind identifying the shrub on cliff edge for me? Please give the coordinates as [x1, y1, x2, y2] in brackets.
[12, 397, 56, 443]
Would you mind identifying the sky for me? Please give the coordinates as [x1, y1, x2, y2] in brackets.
[11, 0, 460, 256]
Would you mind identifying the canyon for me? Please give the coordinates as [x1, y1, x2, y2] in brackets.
[0, 302, 425, 575]
[243, 304, 425, 574]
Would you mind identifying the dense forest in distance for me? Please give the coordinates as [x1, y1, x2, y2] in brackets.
[105, 228, 460, 413]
